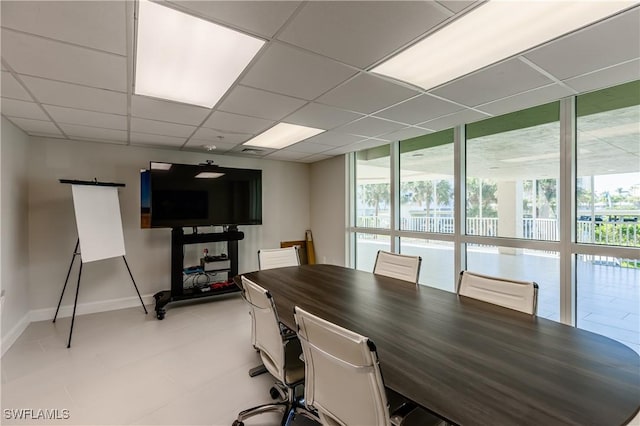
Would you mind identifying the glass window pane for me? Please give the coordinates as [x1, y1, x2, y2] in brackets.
[576, 254, 639, 354]
[400, 129, 454, 233]
[466, 245, 560, 321]
[355, 233, 390, 272]
[355, 145, 391, 229]
[466, 103, 560, 240]
[400, 238, 454, 292]
[576, 80, 640, 248]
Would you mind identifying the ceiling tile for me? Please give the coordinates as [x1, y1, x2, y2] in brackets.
[218, 85, 306, 121]
[191, 127, 253, 144]
[301, 131, 365, 147]
[60, 123, 127, 144]
[418, 109, 491, 132]
[203, 111, 273, 134]
[265, 150, 310, 161]
[1, 29, 127, 91]
[317, 73, 418, 114]
[241, 43, 357, 100]
[130, 117, 195, 137]
[170, 1, 301, 38]
[374, 94, 464, 124]
[1, 1, 127, 55]
[20, 75, 127, 115]
[277, 1, 450, 68]
[1, 98, 48, 120]
[564, 60, 640, 94]
[285, 103, 363, 130]
[285, 140, 334, 154]
[383, 127, 432, 142]
[6, 117, 61, 136]
[186, 139, 239, 153]
[131, 96, 210, 126]
[431, 59, 553, 107]
[301, 154, 332, 163]
[344, 138, 390, 153]
[476, 84, 574, 116]
[436, 1, 477, 14]
[524, 8, 640, 81]
[1, 71, 31, 101]
[336, 116, 406, 138]
[44, 105, 126, 130]
[130, 132, 186, 147]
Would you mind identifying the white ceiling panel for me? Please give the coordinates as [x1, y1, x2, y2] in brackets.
[131, 96, 210, 126]
[301, 131, 365, 147]
[185, 139, 239, 153]
[317, 73, 418, 114]
[564, 60, 640, 94]
[1, 71, 31, 100]
[278, 1, 450, 68]
[129, 132, 186, 147]
[284, 140, 334, 154]
[1, 1, 127, 55]
[1, 98, 48, 120]
[130, 117, 195, 137]
[301, 154, 332, 163]
[374, 94, 464, 124]
[382, 127, 432, 143]
[6, 116, 61, 136]
[431, 59, 554, 107]
[436, 1, 477, 14]
[241, 43, 357, 100]
[44, 105, 126, 130]
[285, 102, 363, 130]
[20, 75, 127, 115]
[203, 111, 273, 134]
[60, 123, 127, 144]
[265, 150, 310, 161]
[170, 1, 301, 38]
[218, 85, 307, 121]
[1, 29, 127, 91]
[340, 138, 389, 153]
[524, 7, 640, 81]
[418, 109, 491, 132]
[477, 84, 574, 116]
[191, 127, 253, 144]
[336, 116, 406, 138]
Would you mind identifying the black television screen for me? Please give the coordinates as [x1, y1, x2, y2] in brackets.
[140, 162, 262, 228]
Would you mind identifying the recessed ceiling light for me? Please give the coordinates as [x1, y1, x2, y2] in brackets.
[243, 123, 325, 149]
[135, 0, 265, 108]
[372, 1, 635, 90]
[150, 162, 172, 170]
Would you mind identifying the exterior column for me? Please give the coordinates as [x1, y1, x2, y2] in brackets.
[497, 180, 523, 255]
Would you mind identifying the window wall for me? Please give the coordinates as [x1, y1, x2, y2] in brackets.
[348, 80, 639, 353]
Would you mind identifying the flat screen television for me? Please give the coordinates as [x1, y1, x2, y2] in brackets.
[140, 162, 262, 228]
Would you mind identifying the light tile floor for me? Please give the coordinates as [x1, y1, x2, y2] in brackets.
[1, 294, 298, 426]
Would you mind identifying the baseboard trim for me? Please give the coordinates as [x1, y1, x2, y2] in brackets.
[2, 294, 155, 356]
[29, 293, 155, 322]
[1, 313, 31, 357]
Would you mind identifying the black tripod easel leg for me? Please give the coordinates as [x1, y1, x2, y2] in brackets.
[67, 262, 83, 348]
[122, 256, 148, 314]
[53, 239, 79, 323]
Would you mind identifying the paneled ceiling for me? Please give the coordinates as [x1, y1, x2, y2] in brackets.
[1, 1, 639, 163]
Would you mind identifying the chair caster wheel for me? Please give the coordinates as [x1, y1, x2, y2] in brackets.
[232, 421, 244, 426]
[269, 386, 280, 399]
[156, 311, 165, 320]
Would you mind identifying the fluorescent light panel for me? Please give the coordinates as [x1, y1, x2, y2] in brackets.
[372, 1, 636, 90]
[150, 162, 172, 170]
[243, 123, 325, 149]
[135, 0, 264, 108]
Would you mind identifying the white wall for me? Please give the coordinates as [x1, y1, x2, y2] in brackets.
[27, 137, 310, 318]
[1, 117, 30, 350]
[310, 155, 347, 266]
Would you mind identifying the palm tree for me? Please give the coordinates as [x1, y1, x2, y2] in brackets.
[359, 183, 390, 222]
[435, 180, 453, 217]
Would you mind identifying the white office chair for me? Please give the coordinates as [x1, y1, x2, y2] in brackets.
[258, 246, 300, 270]
[373, 250, 422, 284]
[294, 306, 442, 426]
[235, 277, 313, 426]
[457, 271, 539, 315]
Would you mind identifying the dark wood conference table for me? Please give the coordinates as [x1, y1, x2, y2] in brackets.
[242, 264, 640, 426]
